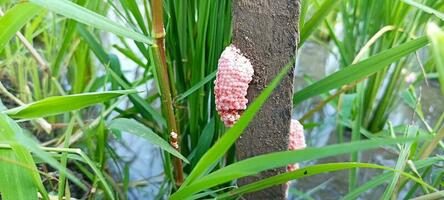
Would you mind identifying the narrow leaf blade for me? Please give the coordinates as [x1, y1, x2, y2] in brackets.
[109, 118, 189, 163]
[29, 0, 152, 44]
[294, 36, 428, 104]
[3, 90, 135, 119]
[0, 3, 42, 50]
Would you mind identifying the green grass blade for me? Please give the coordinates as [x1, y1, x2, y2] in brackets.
[170, 136, 429, 199]
[343, 157, 443, 200]
[382, 126, 417, 199]
[76, 150, 115, 200]
[3, 90, 135, 119]
[0, 149, 38, 200]
[403, 0, 444, 21]
[343, 173, 392, 200]
[180, 58, 295, 187]
[299, 0, 341, 45]
[0, 114, 86, 194]
[294, 36, 429, 105]
[0, 3, 42, 51]
[57, 119, 75, 199]
[76, 25, 109, 64]
[29, 0, 152, 44]
[112, 44, 146, 66]
[217, 162, 434, 199]
[13, 130, 87, 191]
[427, 23, 444, 96]
[0, 113, 48, 200]
[105, 67, 166, 127]
[77, 26, 165, 127]
[190, 118, 215, 167]
[109, 118, 189, 163]
[176, 70, 216, 102]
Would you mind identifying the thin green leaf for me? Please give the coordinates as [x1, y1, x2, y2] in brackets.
[403, 0, 444, 21]
[0, 3, 42, 50]
[427, 23, 444, 97]
[109, 118, 189, 163]
[106, 67, 166, 127]
[0, 113, 48, 200]
[190, 118, 215, 167]
[300, 0, 341, 45]
[77, 26, 165, 127]
[176, 71, 216, 102]
[343, 173, 392, 200]
[13, 130, 87, 191]
[0, 149, 38, 200]
[382, 126, 418, 199]
[294, 36, 429, 105]
[343, 157, 443, 200]
[3, 90, 135, 119]
[29, 0, 152, 44]
[171, 136, 429, 199]
[217, 162, 434, 199]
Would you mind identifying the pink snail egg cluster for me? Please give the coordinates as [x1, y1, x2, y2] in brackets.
[214, 45, 254, 127]
[287, 119, 306, 172]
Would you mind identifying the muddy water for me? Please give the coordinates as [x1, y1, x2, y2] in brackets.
[290, 42, 444, 200]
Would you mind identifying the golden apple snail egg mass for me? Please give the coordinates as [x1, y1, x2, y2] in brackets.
[287, 119, 306, 172]
[285, 119, 306, 196]
[214, 45, 254, 127]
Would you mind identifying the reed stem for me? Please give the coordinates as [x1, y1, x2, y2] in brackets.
[151, 0, 184, 186]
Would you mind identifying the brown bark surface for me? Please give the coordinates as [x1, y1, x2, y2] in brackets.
[233, 0, 300, 199]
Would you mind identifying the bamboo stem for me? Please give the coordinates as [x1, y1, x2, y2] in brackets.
[151, 0, 184, 186]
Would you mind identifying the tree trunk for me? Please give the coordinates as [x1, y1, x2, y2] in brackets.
[233, 0, 300, 199]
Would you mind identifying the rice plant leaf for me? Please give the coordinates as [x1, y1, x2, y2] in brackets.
[342, 173, 392, 200]
[180, 58, 296, 188]
[9, 133, 111, 199]
[343, 157, 443, 200]
[76, 25, 109, 64]
[176, 70, 217, 102]
[77, 26, 165, 127]
[216, 162, 433, 199]
[74, 150, 115, 199]
[0, 3, 42, 50]
[0, 115, 88, 197]
[190, 118, 215, 167]
[300, 0, 341, 45]
[427, 23, 444, 96]
[109, 118, 189, 163]
[3, 90, 135, 119]
[0, 113, 47, 200]
[17, 138, 112, 199]
[403, 0, 444, 21]
[1, 116, 87, 192]
[293, 36, 429, 105]
[29, 0, 152, 44]
[171, 136, 429, 199]
[382, 126, 417, 199]
[0, 149, 38, 200]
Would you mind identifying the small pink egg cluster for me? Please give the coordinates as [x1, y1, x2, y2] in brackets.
[287, 119, 306, 172]
[214, 45, 254, 127]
